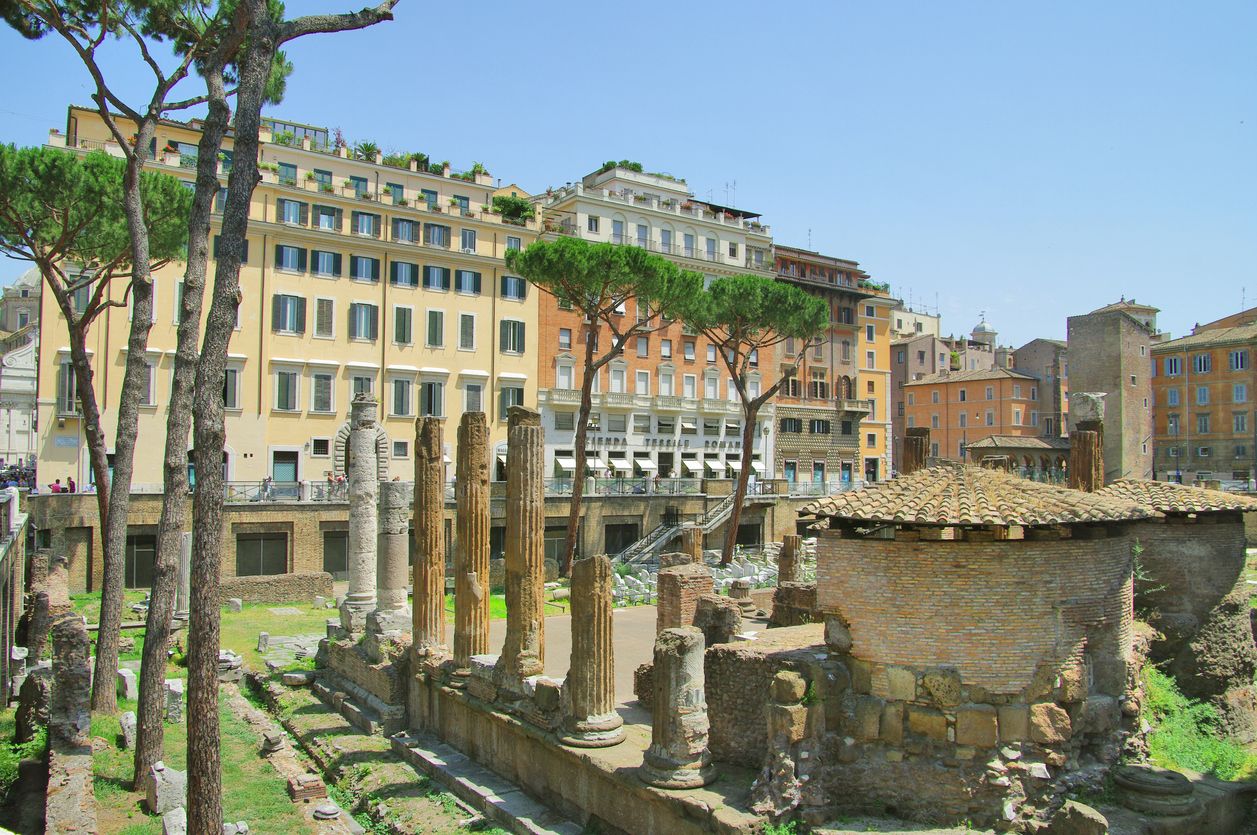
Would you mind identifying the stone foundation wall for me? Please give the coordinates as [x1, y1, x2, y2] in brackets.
[655, 563, 713, 632]
[769, 583, 817, 628]
[816, 531, 1134, 695]
[326, 639, 408, 706]
[218, 572, 332, 605]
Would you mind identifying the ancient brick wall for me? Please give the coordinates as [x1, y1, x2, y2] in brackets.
[815, 531, 1134, 695]
[769, 583, 817, 627]
[218, 571, 332, 604]
[655, 563, 713, 632]
[327, 639, 407, 705]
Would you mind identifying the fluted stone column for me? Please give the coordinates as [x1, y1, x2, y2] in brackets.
[902, 427, 930, 476]
[173, 533, 191, 622]
[494, 406, 545, 692]
[640, 626, 716, 788]
[340, 395, 379, 635]
[778, 534, 801, 585]
[412, 416, 446, 655]
[369, 480, 411, 635]
[454, 412, 491, 674]
[681, 526, 703, 564]
[562, 555, 624, 747]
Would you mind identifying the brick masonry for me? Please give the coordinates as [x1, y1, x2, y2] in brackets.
[655, 563, 713, 633]
[769, 583, 818, 628]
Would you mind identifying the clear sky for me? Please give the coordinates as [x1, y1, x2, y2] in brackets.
[1, 1, 1253, 347]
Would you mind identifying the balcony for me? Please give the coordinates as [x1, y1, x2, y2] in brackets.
[539, 388, 581, 405]
[700, 398, 732, 413]
[604, 392, 636, 409]
[836, 399, 871, 414]
[655, 395, 684, 411]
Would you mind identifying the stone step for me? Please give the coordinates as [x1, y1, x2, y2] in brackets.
[389, 732, 583, 835]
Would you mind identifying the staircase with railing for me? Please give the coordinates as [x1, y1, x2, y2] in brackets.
[614, 492, 741, 566]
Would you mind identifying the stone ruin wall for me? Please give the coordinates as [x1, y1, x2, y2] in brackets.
[769, 583, 818, 628]
[1128, 513, 1257, 741]
[218, 571, 333, 605]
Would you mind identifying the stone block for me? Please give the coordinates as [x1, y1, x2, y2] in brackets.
[117, 668, 138, 701]
[120, 710, 137, 750]
[162, 806, 187, 835]
[847, 657, 871, 694]
[1030, 703, 1072, 745]
[1043, 799, 1108, 835]
[768, 703, 809, 743]
[999, 704, 1030, 742]
[879, 701, 904, 745]
[164, 679, 184, 723]
[854, 695, 883, 741]
[907, 705, 947, 740]
[872, 665, 916, 701]
[282, 671, 314, 687]
[225, 598, 243, 613]
[1059, 662, 1087, 703]
[1083, 695, 1121, 734]
[772, 671, 807, 705]
[145, 761, 187, 814]
[256, 632, 269, 653]
[955, 703, 999, 748]
[921, 668, 962, 708]
[533, 677, 562, 712]
[824, 615, 852, 653]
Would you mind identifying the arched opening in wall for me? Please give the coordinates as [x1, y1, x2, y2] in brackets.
[332, 420, 390, 480]
[839, 376, 853, 400]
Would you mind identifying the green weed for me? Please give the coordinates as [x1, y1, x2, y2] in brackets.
[1143, 667, 1257, 780]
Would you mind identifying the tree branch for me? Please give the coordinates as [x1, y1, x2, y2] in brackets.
[279, 0, 400, 43]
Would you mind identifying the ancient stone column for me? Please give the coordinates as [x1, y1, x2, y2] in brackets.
[370, 480, 411, 634]
[902, 427, 930, 476]
[454, 412, 491, 673]
[562, 555, 624, 748]
[173, 533, 191, 623]
[681, 526, 703, 564]
[640, 626, 716, 788]
[412, 416, 446, 655]
[778, 534, 801, 585]
[1069, 392, 1106, 492]
[339, 395, 379, 635]
[494, 406, 545, 692]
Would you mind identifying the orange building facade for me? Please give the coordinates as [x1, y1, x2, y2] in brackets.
[902, 367, 1044, 462]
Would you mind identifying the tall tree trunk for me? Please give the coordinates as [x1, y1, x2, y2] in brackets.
[721, 404, 759, 565]
[92, 116, 160, 713]
[67, 329, 111, 534]
[561, 324, 598, 575]
[133, 78, 229, 789]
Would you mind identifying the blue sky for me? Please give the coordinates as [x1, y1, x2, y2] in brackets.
[1, 1, 1253, 347]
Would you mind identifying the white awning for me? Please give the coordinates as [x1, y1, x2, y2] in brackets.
[498, 371, 528, 381]
[596, 456, 615, 472]
[607, 458, 630, 472]
[554, 456, 577, 472]
[726, 460, 743, 472]
[443, 455, 451, 464]
[680, 418, 698, 431]
[750, 460, 764, 473]
[703, 459, 721, 474]
[680, 459, 698, 474]
[496, 454, 507, 465]
[634, 458, 657, 471]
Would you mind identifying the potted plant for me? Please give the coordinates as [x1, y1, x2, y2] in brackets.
[320, 182, 334, 193]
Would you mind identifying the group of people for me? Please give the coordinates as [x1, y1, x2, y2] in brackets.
[47, 477, 77, 493]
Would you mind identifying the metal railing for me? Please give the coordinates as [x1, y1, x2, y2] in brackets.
[225, 480, 304, 502]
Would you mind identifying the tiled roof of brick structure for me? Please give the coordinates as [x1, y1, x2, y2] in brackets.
[801, 463, 1153, 527]
[905, 366, 1038, 387]
[966, 435, 1071, 451]
[1096, 479, 1257, 515]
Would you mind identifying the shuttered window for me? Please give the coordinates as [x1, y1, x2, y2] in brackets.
[348, 303, 379, 340]
[314, 299, 334, 337]
[271, 294, 306, 333]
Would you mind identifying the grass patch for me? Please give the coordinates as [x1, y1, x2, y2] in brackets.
[443, 593, 508, 620]
[1143, 667, 1257, 780]
[0, 707, 45, 800]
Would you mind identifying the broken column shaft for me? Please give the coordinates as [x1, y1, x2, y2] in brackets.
[681, 526, 703, 564]
[495, 406, 545, 692]
[412, 416, 446, 655]
[778, 534, 801, 585]
[454, 411, 491, 672]
[562, 555, 624, 747]
[640, 626, 716, 788]
[370, 480, 411, 634]
[340, 395, 379, 635]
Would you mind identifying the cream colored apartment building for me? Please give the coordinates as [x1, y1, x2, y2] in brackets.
[37, 106, 539, 489]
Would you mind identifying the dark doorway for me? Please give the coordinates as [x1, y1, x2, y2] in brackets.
[323, 530, 348, 579]
[125, 533, 157, 588]
[604, 523, 639, 556]
[236, 532, 288, 576]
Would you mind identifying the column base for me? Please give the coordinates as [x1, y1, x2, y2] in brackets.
[366, 607, 411, 636]
[561, 712, 626, 748]
[339, 601, 374, 636]
[639, 747, 717, 789]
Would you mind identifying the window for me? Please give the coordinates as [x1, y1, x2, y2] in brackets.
[682, 374, 696, 398]
[1166, 388, 1180, 406]
[706, 237, 716, 260]
[1167, 415, 1180, 435]
[865, 324, 875, 341]
[555, 411, 575, 431]
[683, 233, 695, 256]
[633, 414, 651, 433]
[423, 265, 451, 291]
[423, 223, 450, 247]
[275, 370, 299, 411]
[1162, 356, 1181, 376]
[392, 440, 409, 458]
[749, 349, 758, 368]
[500, 275, 527, 300]
[959, 412, 968, 428]
[460, 228, 477, 253]
[277, 162, 297, 186]
[867, 433, 876, 448]
[426, 310, 444, 347]
[311, 373, 333, 412]
[1013, 409, 1022, 425]
[557, 365, 574, 390]
[865, 304, 875, 317]
[350, 255, 380, 282]
[1194, 353, 1212, 374]
[271, 294, 305, 333]
[931, 390, 940, 404]
[311, 438, 330, 457]
[394, 307, 414, 344]
[500, 320, 526, 353]
[458, 313, 475, 350]
[352, 211, 379, 237]
[1231, 350, 1249, 371]
[274, 244, 306, 273]
[223, 368, 240, 409]
[907, 393, 915, 405]
[137, 360, 155, 406]
[314, 204, 340, 231]
[659, 372, 673, 396]
[420, 189, 438, 209]
[1197, 386, 1209, 406]
[1235, 383, 1248, 403]
[636, 370, 650, 394]
[558, 328, 572, 350]
[386, 182, 404, 205]
[812, 339, 824, 361]
[352, 375, 374, 396]
[636, 336, 649, 358]
[420, 381, 444, 416]
[314, 300, 334, 339]
[866, 351, 875, 369]
[683, 341, 695, 361]
[1130, 375, 1137, 387]
[393, 218, 418, 243]
[506, 235, 522, 251]
[959, 389, 968, 402]
[390, 260, 418, 287]
[348, 302, 378, 340]
[985, 409, 994, 426]
[608, 413, 627, 433]
[587, 215, 600, 233]
[454, 269, 481, 295]
[277, 198, 307, 225]
[612, 219, 625, 243]
[704, 375, 718, 400]
[809, 419, 831, 434]
[236, 533, 287, 577]
[464, 383, 483, 413]
[1030, 386, 1038, 401]
[706, 345, 717, 363]
[780, 418, 803, 433]
[1235, 412, 1248, 433]
[392, 378, 412, 416]
[1198, 414, 1211, 433]
[609, 367, 626, 393]
[312, 250, 341, 277]
[499, 386, 524, 419]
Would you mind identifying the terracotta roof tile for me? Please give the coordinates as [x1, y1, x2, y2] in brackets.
[1096, 479, 1257, 515]
[800, 463, 1152, 527]
[966, 435, 1071, 451]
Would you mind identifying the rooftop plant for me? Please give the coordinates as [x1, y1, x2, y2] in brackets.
[492, 194, 535, 222]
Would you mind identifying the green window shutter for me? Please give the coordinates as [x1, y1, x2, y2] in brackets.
[499, 319, 508, 351]
[335, 208, 343, 231]
[297, 248, 307, 272]
[348, 306, 357, 340]
[273, 245, 283, 269]
[370, 305, 379, 340]
[271, 295, 282, 331]
[373, 213, 382, 238]
[472, 271, 482, 294]
[333, 253, 342, 276]
[442, 268, 451, 291]
[241, 239, 249, 263]
[299, 203, 309, 226]
[295, 297, 307, 333]
[372, 259, 381, 282]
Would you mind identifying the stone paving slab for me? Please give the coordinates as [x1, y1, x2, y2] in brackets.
[268, 607, 304, 616]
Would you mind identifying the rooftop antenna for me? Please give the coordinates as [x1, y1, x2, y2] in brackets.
[807, 228, 812, 248]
